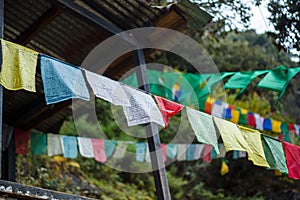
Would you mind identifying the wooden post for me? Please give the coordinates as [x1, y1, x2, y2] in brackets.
[134, 49, 171, 200]
[0, 0, 4, 178]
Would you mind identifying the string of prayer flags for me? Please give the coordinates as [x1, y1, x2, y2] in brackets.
[40, 55, 90, 104]
[154, 96, 184, 128]
[136, 142, 146, 162]
[30, 132, 47, 155]
[258, 65, 300, 102]
[167, 144, 178, 159]
[213, 117, 250, 152]
[0, 39, 38, 92]
[121, 85, 164, 127]
[61, 136, 78, 158]
[14, 128, 30, 155]
[282, 142, 300, 180]
[186, 107, 219, 154]
[78, 137, 94, 158]
[85, 70, 129, 106]
[224, 70, 268, 96]
[262, 135, 288, 174]
[239, 126, 269, 167]
[47, 134, 63, 156]
[105, 140, 117, 159]
[92, 139, 106, 163]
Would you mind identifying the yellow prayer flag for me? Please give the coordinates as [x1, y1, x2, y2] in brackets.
[239, 126, 270, 168]
[241, 108, 248, 115]
[272, 120, 281, 133]
[230, 109, 240, 124]
[220, 160, 229, 176]
[0, 39, 38, 92]
[213, 117, 250, 152]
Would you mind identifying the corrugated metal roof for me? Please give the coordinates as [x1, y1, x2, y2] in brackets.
[2, 0, 212, 133]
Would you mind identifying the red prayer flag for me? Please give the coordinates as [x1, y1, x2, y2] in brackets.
[14, 128, 30, 155]
[288, 124, 295, 134]
[154, 96, 184, 128]
[92, 139, 106, 163]
[160, 144, 167, 162]
[248, 113, 256, 127]
[282, 142, 300, 180]
[203, 144, 213, 163]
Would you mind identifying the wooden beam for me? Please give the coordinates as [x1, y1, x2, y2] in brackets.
[15, 5, 63, 45]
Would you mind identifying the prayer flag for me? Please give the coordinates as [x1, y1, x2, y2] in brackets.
[194, 144, 205, 160]
[92, 139, 106, 163]
[136, 142, 146, 162]
[154, 96, 184, 128]
[122, 85, 164, 127]
[248, 112, 256, 127]
[167, 144, 178, 159]
[262, 135, 288, 174]
[220, 160, 229, 176]
[78, 137, 94, 158]
[272, 120, 281, 133]
[161, 144, 167, 162]
[186, 107, 219, 154]
[61, 136, 78, 158]
[85, 70, 129, 106]
[113, 142, 128, 159]
[258, 66, 300, 102]
[47, 134, 63, 156]
[213, 117, 250, 152]
[186, 144, 196, 161]
[204, 96, 215, 114]
[263, 118, 272, 131]
[105, 140, 117, 158]
[40, 55, 90, 104]
[0, 39, 38, 92]
[230, 109, 240, 124]
[282, 142, 300, 180]
[239, 126, 269, 167]
[177, 144, 187, 161]
[14, 128, 30, 155]
[30, 132, 47, 155]
[203, 144, 213, 163]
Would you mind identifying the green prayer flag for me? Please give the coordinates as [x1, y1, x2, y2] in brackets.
[281, 123, 291, 142]
[224, 70, 268, 96]
[167, 144, 178, 159]
[258, 66, 300, 101]
[147, 70, 168, 97]
[163, 71, 181, 101]
[30, 132, 47, 155]
[235, 108, 248, 125]
[105, 140, 117, 158]
[186, 107, 219, 154]
[122, 73, 138, 88]
[179, 73, 209, 106]
[262, 135, 288, 174]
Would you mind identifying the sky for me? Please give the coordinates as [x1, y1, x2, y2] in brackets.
[248, 0, 274, 34]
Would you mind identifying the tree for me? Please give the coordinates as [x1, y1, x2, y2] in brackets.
[267, 0, 300, 52]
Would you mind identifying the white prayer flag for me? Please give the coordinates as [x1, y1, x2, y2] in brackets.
[85, 70, 129, 106]
[186, 107, 219, 154]
[122, 85, 164, 127]
[78, 137, 94, 158]
[47, 134, 63, 156]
